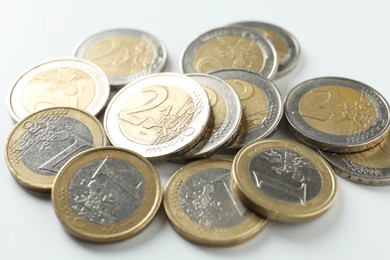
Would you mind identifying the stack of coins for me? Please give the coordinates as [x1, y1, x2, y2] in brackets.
[4, 20, 388, 246]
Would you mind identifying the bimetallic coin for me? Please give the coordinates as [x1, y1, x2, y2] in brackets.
[52, 147, 162, 243]
[74, 28, 168, 87]
[4, 107, 107, 192]
[7, 58, 110, 122]
[285, 77, 390, 153]
[104, 73, 210, 161]
[211, 69, 283, 150]
[181, 26, 278, 78]
[320, 131, 390, 185]
[179, 73, 242, 158]
[231, 21, 300, 78]
[164, 158, 268, 247]
[232, 139, 337, 223]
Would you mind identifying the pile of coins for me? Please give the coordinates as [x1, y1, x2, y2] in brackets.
[4, 21, 390, 246]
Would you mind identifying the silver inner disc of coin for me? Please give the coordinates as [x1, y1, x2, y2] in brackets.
[180, 168, 251, 228]
[249, 149, 322, 204]
[68, 158, 145, 225]
[19, 115, 93, 176]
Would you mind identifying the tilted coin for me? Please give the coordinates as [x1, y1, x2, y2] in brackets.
[104, 73, 210, 161]
[52, 147, 162, 243]
[178, 73, 242, 159]
[181, 26, 278, 78]
[74, 28, 168, 87]
[320, 131, 390, 186]
[232, 139, 337, 223]
[285, 77, 390, 153]
[4, 107, 107, 192]
[7, 58, 110, 122]
[164, 158, 268, 247]
[211, 69, 283, 150]
[231, 21, 300, 78]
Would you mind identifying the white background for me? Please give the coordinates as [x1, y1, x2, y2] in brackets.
[1, 1, 389, 259]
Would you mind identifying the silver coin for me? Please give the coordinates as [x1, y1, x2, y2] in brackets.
[211, 69, 283, 149]
[7, 58, 110, 122]
[74, 28, 168, 88]
[319, 131, 390, 185]
[285, 77, 390, 153]
[180, 26, 278, 79]
[104, 73, 210, 161]
[178, 73, 242, 159]
[231, 21, 300, 78]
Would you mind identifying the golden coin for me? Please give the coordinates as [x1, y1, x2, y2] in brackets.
[74, 29, 168, 87]
[7, 58, 110, 122]
[231, 21, 300, 78]
[181, 26, 278, 78]
[4, 107, 107, 192]
[232, 139, 337, 223]
[285, 77, 390, 153]
[164, 158, 268, 247]
[51, 146, 162, 243]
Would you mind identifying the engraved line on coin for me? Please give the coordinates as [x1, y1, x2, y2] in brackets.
[181, 169, 249, 228]
[18, 115, 93, 176]
[214, 173, 247, 217]
[39, 133, 92, 174]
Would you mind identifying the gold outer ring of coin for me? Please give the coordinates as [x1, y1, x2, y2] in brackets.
[4, 107, 107, 192]
[232, 139, 337, 223]
[164, 158, 268, 247]
[51, 146, 162, 243]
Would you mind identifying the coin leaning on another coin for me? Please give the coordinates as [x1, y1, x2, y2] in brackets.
[175, 73, 242, 159]
[73, 28, 168, 88]
[230, 21, 300, 79]
[180, 26, 278, 79]
[211, 68, 283, 150]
